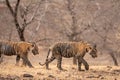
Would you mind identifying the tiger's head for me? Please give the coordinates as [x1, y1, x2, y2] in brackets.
[30, 42, 39, 55]
[86, 44, 97, 58]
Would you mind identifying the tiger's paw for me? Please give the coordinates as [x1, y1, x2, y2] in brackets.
[28, 65, 34, 68]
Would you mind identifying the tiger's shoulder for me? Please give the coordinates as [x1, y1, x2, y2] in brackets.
[15, 41, 34, 51]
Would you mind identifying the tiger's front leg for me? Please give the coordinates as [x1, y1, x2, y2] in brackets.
[21, 59, 27, 67]
[73, 57, 77, 65]
[78, 57, 89, 71]
[78, 58, 82, 71]
[21, 55, 34, 68]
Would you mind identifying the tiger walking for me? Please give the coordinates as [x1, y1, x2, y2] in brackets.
[0, 41, 39, 68]
[39, 41, 97, 71]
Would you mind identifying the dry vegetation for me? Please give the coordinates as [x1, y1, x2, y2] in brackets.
[0, 48, 120, 80]
[0, 0, 120, 79]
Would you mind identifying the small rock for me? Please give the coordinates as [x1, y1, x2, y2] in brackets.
[23, 74, 33, 78]
[37, 72, 44, 76]
[72, 67, 76, 70]
[101, 77, 104, 79]
[86, 74, 102, 78]
[48, 75, 55, 78]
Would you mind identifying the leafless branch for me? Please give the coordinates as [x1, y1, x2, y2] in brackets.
[5, 0, 15, 16]
[30, 0, 49, 40]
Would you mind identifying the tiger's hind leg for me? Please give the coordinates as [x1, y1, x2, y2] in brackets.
[73, 57, 77, 65]
[56, 56, 66, 71]
[15, 55, 20, 66]
[78, 58, 83, 71]
[45, 56, 55, 70]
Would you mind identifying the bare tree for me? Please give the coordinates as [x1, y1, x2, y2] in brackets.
[88, 1, 120, 65]
[5, 0, 47, 41]
[59, 0, 90, 42]
[6, 0, 25, 41]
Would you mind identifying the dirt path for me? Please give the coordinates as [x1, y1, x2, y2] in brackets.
[0, 64, 120, 80]
[0, 49, 120, 80]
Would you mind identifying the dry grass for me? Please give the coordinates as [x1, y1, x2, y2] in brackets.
[0, 48, 120, 80]
[0, 64, 120, 80]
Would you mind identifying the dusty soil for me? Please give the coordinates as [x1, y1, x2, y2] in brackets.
[0, 48, 120, 80]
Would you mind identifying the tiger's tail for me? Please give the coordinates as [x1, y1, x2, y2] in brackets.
[39, 48, 51, 66]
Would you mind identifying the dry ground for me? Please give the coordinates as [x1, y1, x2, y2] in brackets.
[0, 47, 120, 80]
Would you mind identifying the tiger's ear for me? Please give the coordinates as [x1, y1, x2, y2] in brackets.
[31, 44, 34, 47]
[31, 42, 36, 47]
[86, 46, 92, 52]
[27, 47, 30, 51]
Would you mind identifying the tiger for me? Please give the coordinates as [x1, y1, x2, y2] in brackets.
[39, 41, 97, 71]
[0, 41, 39, 68]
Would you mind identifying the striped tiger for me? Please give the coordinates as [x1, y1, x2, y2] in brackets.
[39, 41, 97, 71]
[0, 41, 39, 68]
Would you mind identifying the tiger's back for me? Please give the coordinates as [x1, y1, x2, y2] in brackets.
[52, 42, 75, 58]
[51, 41, 88, 58]
[0, 41, 17, 56]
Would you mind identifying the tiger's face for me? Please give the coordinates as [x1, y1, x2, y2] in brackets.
[87, 44, 97, 58]
[31, 42, 39, 55]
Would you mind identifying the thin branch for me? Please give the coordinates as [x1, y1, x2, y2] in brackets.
[26, 0, 46, 25]
[5, 0, 15, 16]
[26, 4, 40, 25]
[36, 0, 48, 31]
[14, 0, 20, 16]
[30, 0, 48, 40]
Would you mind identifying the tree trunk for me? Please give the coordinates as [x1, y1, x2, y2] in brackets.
[6, 0, 25, 41]
[18, 29, 25, 41]
[14, 15, 25, 41]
